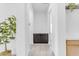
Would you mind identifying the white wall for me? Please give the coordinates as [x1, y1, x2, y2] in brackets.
[0, 3, 26, 56]
[66, 9, 79, 39]
[25, 3, 34, 55]
[49, 3, 58, 56]
[49, 3, 66, 56]
[33, 12, 49, 33]
[57, 4, 66, 56]
[16, 4, 26, 56]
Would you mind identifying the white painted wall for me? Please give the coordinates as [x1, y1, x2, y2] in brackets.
[49, 3, 58, 56]
[16, 4, 26, 56]
[57, 4, 66, 56]
[0, 3, 26, 56]
[33, 12, 49, 33]
[66, 9, 79, 39]
[49, 3, 66, 56]
[25, 3, 34, 55]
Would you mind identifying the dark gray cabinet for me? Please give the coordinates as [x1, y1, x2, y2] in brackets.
[33, 33, 48, 43]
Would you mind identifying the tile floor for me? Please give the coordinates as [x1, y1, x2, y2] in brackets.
[28, 44, 55, 56]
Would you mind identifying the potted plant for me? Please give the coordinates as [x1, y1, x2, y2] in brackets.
[8, 16, 16, 39]
[0, 16, 16, 56]
[66, 3, 77, 11]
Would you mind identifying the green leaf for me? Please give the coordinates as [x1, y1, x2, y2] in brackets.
[0, 15, 16, 46]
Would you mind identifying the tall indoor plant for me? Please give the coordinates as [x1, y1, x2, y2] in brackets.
[0, 16, 16, 56]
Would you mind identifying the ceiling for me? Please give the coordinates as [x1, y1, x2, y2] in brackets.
[32, 3, 49, 13]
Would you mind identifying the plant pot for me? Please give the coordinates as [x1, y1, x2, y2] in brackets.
[0, 50, 11, 56]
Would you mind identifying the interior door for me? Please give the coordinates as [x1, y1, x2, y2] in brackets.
[66, 40, 79, 56]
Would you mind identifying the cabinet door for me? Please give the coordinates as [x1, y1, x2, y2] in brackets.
[66, 40, 79, 56]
